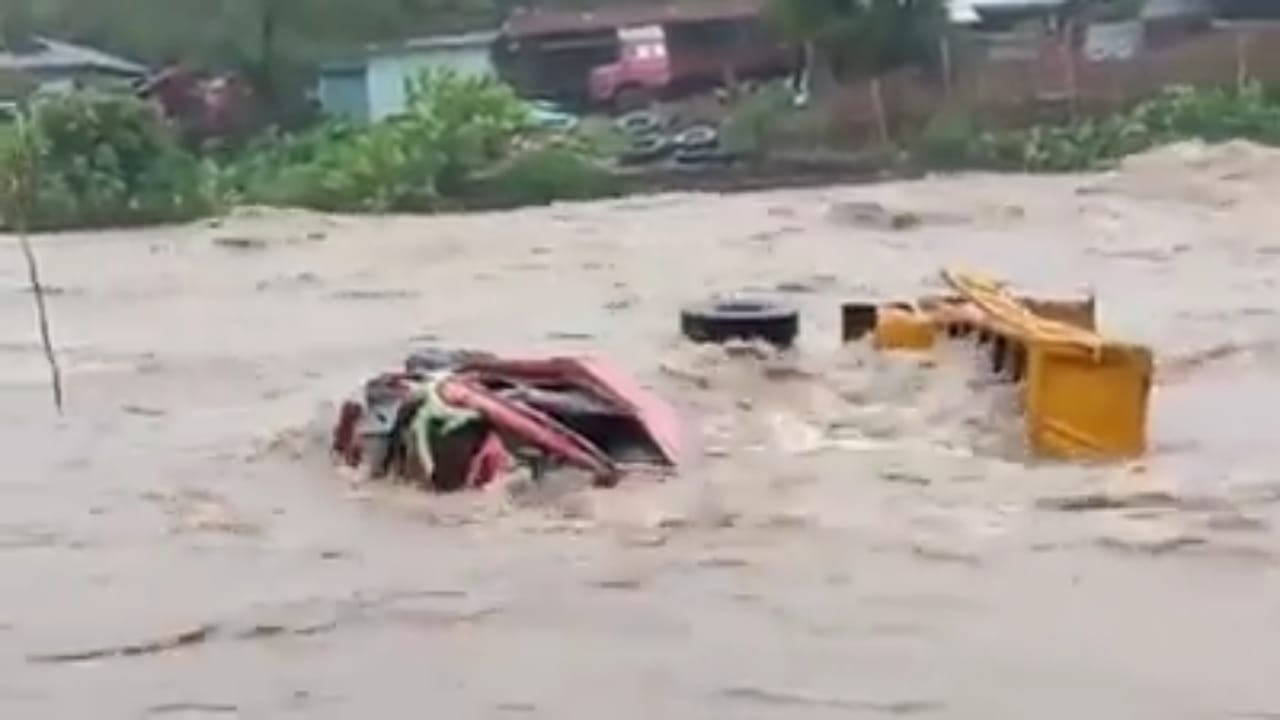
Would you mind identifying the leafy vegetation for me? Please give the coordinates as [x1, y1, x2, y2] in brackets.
[9, 68, 1280, 233]
[0, 93, 215, 230]
[766, 0, 946, 86]
[225, 71, 537, 212]
[916, 83, 1280, 173]
[461, 143, 626, 209]
[721, 81, 796, 159]
[0, 115, 35, 226]
[0, 72, 623, 230]
[15, 0, 506, 99]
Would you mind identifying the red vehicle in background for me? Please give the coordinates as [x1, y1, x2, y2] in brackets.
[137, 63, 258, 146]
[588, 17, 795, 111]
[588, 25, 672, 111]
[497, 1, 796, 112]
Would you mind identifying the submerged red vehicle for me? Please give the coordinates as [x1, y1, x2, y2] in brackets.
[332, 350, 682, 491]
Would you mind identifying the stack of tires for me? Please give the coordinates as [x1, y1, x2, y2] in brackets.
[616, 111, 734, 168]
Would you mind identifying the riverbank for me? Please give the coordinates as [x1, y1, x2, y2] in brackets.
[10, 82, 1280, 234]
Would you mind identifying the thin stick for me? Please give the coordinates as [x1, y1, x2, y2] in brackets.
[7, 111, 63, 413]
[869, 75, 890, 147]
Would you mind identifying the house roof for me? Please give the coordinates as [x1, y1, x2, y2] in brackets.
[319, 29, 500, 70]
[502, 0, 767, 38]
[364, 30, 500, 56]
[948, 0, 984, 23]
[969, 0, 1070, 12]
[502, 0, 1020, 36]
[0, 37, 148, 77]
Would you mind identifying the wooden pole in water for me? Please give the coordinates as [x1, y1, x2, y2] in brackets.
[1064, 18, 1079, 122]
[940, 34, 953, 99]
[4, 110, 63, 413]
[870, 75, 889, 146]
[1235, 28, 1251, 89]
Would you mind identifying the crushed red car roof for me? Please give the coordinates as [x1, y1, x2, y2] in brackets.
[503, 0, 767, 38]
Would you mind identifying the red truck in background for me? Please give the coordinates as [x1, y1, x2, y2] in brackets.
[137, 64, 258, 146]
[588, 18, 795, 111]
[496, 1, 797, 111]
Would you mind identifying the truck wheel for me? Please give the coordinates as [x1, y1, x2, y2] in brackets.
[680, 298, 800, 349]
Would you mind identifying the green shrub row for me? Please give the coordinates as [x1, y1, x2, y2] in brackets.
[0, 92, 214, 231]
[916, 82, 1280, 173]
[1, 72, 621, 231]
[8, 80, 1280, 232]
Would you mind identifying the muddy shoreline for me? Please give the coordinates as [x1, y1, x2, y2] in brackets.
[621, 151, 924, 196]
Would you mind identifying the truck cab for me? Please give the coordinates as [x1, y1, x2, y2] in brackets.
[588, 24, 672, 111]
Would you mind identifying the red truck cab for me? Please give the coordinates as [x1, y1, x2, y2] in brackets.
[589, 24, 671, 111]
[588, 18, 795, 112]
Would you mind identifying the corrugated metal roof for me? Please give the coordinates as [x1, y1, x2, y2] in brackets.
[503, 0, 767, 38]
[0, 37, 147, 76]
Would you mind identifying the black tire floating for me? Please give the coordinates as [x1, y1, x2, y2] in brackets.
[680, 298, 800, 349]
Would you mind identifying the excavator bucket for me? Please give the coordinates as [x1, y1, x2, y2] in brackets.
[1020, 341, 1152, 460]
[940, 270, 1152, 460]
[841, 269, 1152, 461]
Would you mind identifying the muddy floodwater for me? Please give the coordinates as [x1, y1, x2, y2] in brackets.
[4, 141, 1280, 719]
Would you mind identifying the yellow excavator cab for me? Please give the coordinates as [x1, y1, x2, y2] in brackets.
[872, 305, 937, 351]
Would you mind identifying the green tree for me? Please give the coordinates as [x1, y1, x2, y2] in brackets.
[767, 0, 946, 88]
[2, 0, 37, 50]
[25, 0, 502, 71]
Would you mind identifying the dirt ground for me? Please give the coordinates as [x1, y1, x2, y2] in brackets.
[4, 140, 1280, 719]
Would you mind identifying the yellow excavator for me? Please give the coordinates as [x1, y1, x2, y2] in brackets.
[841, 268, 1154, 462]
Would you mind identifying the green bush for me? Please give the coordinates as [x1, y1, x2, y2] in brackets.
[0, 93, 214, 231]
[228, 70, 532, 213]
[721, 81, 796, 159]
[916, 109, 984, 169]
[410, 71, 531, 196]
[915, 83, 1280, 173]
[232, 118, 446, 212]
[462, 144, 626, 209]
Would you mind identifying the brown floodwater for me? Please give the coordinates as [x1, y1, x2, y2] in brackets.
[4, 141, 1280, 719]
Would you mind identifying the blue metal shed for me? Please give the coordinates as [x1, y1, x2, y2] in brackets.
[317, 31, 498, 122]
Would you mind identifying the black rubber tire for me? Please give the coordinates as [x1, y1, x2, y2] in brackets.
[673, 147, 736, 167]
[619, 134, 671, 165]
[680, 298, 800, 349]
[615, 110, 662, 137]
[671, 124, 719, 151]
